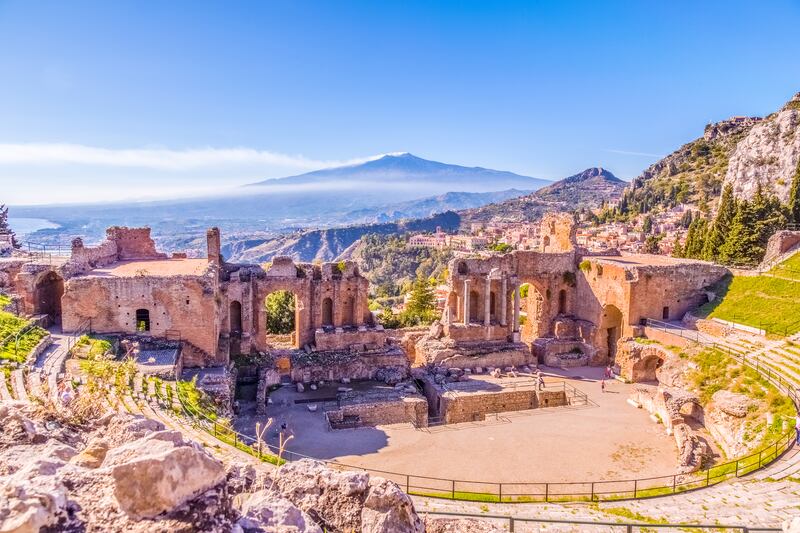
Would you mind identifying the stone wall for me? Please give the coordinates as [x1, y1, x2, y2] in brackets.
[106, 227, 167, 260]
[760, 230, 800, 268]
[438, 387, 567, 424]
[61, 271, 221, 361]
[327, 396, 428, 428]
[289, 347, 409, 383]
[314, 327, 388, 352]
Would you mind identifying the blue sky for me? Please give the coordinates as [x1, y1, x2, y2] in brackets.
[1, 0, 800, 204]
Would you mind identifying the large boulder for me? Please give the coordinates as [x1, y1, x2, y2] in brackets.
[270, 460, 369, 532]
[0, 476, 68, 533]
[104, 431, 225, 519]
[361, 477, 423, 533]
[711, 390, 753, 418]
[237, 492, 322, 533]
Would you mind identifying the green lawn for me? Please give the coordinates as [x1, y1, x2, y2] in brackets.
[770, 252, 800, 281]
[0, 297, 48, 363]
[698, 274, 800, 335]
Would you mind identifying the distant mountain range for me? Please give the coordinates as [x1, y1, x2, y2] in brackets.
[229, 167, 625, 263]
[249, 152, 550, 193]
[462, 167, 626, 223]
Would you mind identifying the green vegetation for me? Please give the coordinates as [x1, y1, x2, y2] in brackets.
[73, 335, 113, 358]
[771, 250, 800, 281]
[675, 184, 787, 266]
[355, 234, 452, 302]
[688, 346, 795, 443]
[487, 242, 513, 253]
[578, 260, 591, 272]
[178, 377, 223, 421]
[264, 290, 295, 334]
[698, 274, 800, 335]
[0, 205, 19, 248]
[379, 276, 440, 328]
[790, 159, 800, 224]
[0, 300, 48, 363]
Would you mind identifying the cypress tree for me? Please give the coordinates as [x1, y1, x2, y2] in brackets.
[702, 184, 736, 261]
[0, 205, 18, 248]
[719, 200, 761, 266]
[672, 238, 684, 258]
[789, 160, 800, 224]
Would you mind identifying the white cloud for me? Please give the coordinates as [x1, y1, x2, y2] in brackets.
[0, 143, 391, 171]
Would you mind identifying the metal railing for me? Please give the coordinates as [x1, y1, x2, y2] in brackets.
[421, 511, 781, 532]
[172, 339, 798, 504]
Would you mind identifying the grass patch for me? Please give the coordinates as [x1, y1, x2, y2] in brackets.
[698, 274, 800, 335]
[771, 252, 800, 281]
[0, 307, 48, 364]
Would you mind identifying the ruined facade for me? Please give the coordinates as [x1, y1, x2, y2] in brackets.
[419, 212, 728, 369]
[6, 226, 381, 369]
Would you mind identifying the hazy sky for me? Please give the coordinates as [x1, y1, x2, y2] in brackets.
[2, 0, 800, 205]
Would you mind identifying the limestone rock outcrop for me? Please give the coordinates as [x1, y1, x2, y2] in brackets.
[724, 93, 800, 203]
[704, 390, 759, 458]
[105, 431, 226, 519]
[237, 492, 322, 533]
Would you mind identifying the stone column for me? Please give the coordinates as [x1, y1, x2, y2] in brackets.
[463, 279, 471, 325]
[484, 277, 491, 326]
[500, 277, 507, 326]
[513, 282, 521, 334]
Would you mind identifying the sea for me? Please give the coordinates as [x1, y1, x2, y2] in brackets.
[7, 217, 61, 239]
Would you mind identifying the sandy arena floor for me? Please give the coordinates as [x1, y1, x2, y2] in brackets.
[235, 366, 679, 485]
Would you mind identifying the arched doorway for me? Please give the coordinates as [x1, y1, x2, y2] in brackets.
[600, 304, 623, 362]
[490, 291, 497, 321]
[135, 309, 151, 332]
[558, 289, 567, 315]
[265, 290, 297, 348]
[343, 296, 355, 326]
[33, 271, 64, 325]
[469, 290, 479, 323]
[322, 297, 333, 326]
[229, 301, 242, 333]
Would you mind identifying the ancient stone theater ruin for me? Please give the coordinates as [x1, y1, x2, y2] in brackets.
[1, 215, 728, 430]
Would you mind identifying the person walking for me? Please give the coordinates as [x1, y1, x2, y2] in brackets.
[795, 414, 800, 445]
[601, 379, 606, 393]
[537, 373, 545, 391]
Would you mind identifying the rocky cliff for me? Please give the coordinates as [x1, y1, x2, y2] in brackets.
[724, 93, 800, 203]
[619, 91, 800, 215]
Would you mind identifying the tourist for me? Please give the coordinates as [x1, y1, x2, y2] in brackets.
[795, 415, 800, 445]
[605, 365, 613, 379]
[601, 379, 606, 393]
[537, 373, 545, 391]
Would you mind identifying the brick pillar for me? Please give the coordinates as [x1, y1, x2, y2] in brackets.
[463, 279, 471, 325]
[500, 277, 508, 326]
[484, 276, 491, 326]
[513, 282, 521, 334]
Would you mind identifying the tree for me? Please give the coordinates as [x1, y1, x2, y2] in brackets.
[403, 276, 437, 325]
[702, 184, 736, 261]
[788, 161, 800, 224]
[643, 234, 663, 254]
[265, 291, 295, 334]
[672, 237, 684, 258]
[0, 205, 19, 248]
[683, 218, 708, 259]
[642, 215, 653, 235]
[718, 200, 761, 266]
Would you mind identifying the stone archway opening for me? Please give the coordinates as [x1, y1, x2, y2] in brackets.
[601, 304, 623, 363]
[229, 300, 242, 333]
[264, 290, 298, 348]
[558, 289, 567, 315]
[631, 353, 664, 382]
[469, 290, 479, 323]
[322, 297, 333, 326]
[135, 309, 151, 332]
[33, 271, 64, 325]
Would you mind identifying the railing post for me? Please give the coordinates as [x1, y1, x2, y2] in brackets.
[451, 479, 455, 499]
[545, 483, 549, 502]
[735, 459, 739, 477]
[672, 475, 676, 493]
[626, 525, 633, 533]
[590, 482, 594, 501]
[406, 475, 410, 494]
[509, 517, 515, 532]
[633, 479, 637, 498]
[499, 483, 503, 502]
